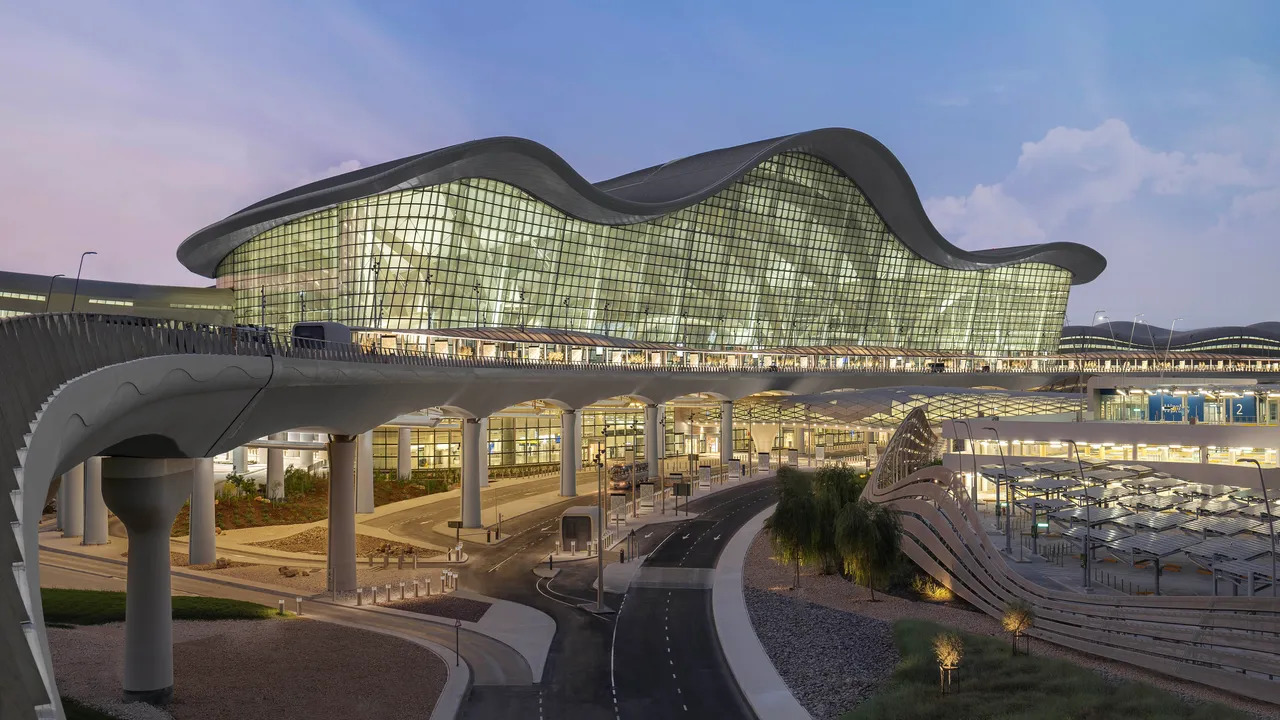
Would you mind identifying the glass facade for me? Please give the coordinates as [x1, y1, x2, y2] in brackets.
[217, 153, 1071, 354]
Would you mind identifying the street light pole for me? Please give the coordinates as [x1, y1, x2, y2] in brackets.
[1237, 459, 1277, 596]
[984, 426, 1013, 553]
[1161, 318, 1183, 378]
[1063, 439, 1091, 590]
[43, 274, 65, 313]
[953, 420, 978, 512]
[1128, 313, 1145, 347]
[70, 251, 97, 312]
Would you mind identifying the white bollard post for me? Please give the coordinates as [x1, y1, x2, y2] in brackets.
[399, 581, 405, 600]
[373, 586, 379, 604]
[385, 583, 392, 602]
[427, 578, 433, 596]
[295, 597, 303, 615]
[413, 580, 420, 598]
[357, 588, 363, 606]
[278, 599, 286, 616]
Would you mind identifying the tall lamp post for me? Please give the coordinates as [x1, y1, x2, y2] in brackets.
[1063, 439, 1091, 590]
[984, 426, 1013, 553]
[952, 420, 979, 511]
[1161, 318, 1183, 378]
[43, 274, 65, 312]
[70, 251, 97, 312]
[1237, 459, 1277, 596]
[1127, 313, 1145, 347]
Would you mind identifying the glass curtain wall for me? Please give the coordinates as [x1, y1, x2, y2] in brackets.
[217, 153, 1072, 354]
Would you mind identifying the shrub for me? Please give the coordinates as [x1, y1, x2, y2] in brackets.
[283, 466, 320, 496]
[1002, 599, 1036, 655]
[932, 631, 964, 693]
[911, 575, 955, 602]
[224, 472, 257, 497]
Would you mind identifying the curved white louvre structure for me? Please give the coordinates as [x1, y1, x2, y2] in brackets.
[863, 407, 1280, 704]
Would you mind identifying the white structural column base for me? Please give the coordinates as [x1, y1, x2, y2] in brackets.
[478, 417, 490, 488]
[461, 418, 482, 528]
[231, 446, 247, 475]
[82, 457, 108, 545]
[560, 409, 578, 497]
[266, 433, 285, 500]
[720, 400, 734, 465]
[645, 404, 660, 479]
[356, 430, 374, 514]
[397, 427, 412, 481]
[327, 435, 358, 592]
[61, 464, 85, 538]
[100, 457, 195, 705]
[188, 458, 216, 566]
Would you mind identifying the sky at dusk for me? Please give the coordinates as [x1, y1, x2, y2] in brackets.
[1, 1, 1277, 329]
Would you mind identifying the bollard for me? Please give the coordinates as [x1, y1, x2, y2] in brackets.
[357, 588, 363, 606]
[373, 586, 379, 604]
[414, 580, 420, 598]
[385, 583, 392, 602]
[447, 548, 453, 562]
[427, 578, 433, 596]
[398, 552, 404, 570]
[383, 554, 389, 569]
[548, 553, 553, 571]
[278, 599, 286, 616]
[399, 581, 405, 600]
[295, 597, 303, 615]
[413, 554, 419, 570]
[487, 529, 492, 543]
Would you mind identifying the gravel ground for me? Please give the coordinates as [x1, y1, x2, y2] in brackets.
[247, 527, 432, 556]
[744, 586, 896, 719]
[387, 594, 491, 622]
[48, 618, 448, 720]
[743, 529, 1280, 720]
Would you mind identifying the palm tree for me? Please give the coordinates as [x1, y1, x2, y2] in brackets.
[765, 467, 815, 589]
[1002, 599, 1036, 655]
[834, 499, 902, 601]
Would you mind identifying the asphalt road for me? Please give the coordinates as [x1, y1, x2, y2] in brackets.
[612, 481, 777, 719]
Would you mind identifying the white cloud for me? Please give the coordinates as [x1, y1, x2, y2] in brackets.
[924, 116, 1280, 326]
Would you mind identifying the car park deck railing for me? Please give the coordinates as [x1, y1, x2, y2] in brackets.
[864, 407, 1280, 705]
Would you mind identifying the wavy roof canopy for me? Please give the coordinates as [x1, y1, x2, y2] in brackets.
[1064, 322, 1280, 349]
[178, 128, 1106, 282]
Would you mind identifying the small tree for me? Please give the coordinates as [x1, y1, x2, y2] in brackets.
[834, 499, 902, 601]
[1002, 599, 1036, 655]
[764, 468, 816, 589]
[932, 632, 964, 693]
[811, 465, 869, 574]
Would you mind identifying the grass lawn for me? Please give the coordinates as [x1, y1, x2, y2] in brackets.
[170, 479, 437, 536]
[844, 619, 1249, 720]
[42, 588, 281, 625]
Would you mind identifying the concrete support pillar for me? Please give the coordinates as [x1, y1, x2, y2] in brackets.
[461, 419, 482, 528]
[398, 427, 412, 480]
[750, 424, 779, 454]
[478, 417, 490, 488]
[266, 432, 285, 500]
[645, 404, 660, 479]
[356, 430, 374, 514]
[188, 458, 216, 566]
[100, 457, 194, 705]
[720, 401, 734, 465]
[60, 464, 84, 538]
[560, 410, 578, 497]
[299, 433, 315, 470]
[1199, 445, 1208, 464]
[82, 457, 108, 545]
[231, 446, 247, 475]
[327, 435, 357, 592]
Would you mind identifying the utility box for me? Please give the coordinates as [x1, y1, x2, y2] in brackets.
[788, 448, 799, 466]
[560, 506, 602, 553]
[758, 452, 771, 471]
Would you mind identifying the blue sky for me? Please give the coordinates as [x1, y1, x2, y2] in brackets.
[1, 1, 1277, 328]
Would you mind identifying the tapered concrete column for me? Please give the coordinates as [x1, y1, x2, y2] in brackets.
[560, 410, 578, 497]
[55, 475, 65, 531]
[461, 419, 482, 528]
[645, 404, 660, 479]
[356, 430, 374, 514]
[82, 457, 108, 545]
[231, 446, 247, 475]
[397, 427, 412, 480]
[478, 417, 490, 488]
[188, 458, 216, 566]
[327, 435, 357, 592]
[61, 464, 84, 538]
[100, 457, 194, 705]
[720, 401, 734, 465]
[266, 433, 285, 500]
[299, 433, 315, 470]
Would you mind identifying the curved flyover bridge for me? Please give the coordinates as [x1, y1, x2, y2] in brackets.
[863, 407, 1280, 705]
[1, 313, 1081, 719]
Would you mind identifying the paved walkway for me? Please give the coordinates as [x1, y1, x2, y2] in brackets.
[712, 502, 812, 720]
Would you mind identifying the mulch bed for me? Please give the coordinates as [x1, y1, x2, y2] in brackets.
[246, 526, 429, 556]
[387, 594, 491, 622]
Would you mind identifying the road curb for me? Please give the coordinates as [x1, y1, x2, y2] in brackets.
[711, 502, 813, 720]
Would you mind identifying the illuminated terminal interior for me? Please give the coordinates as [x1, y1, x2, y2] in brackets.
[1098, 384, 1280, 425]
